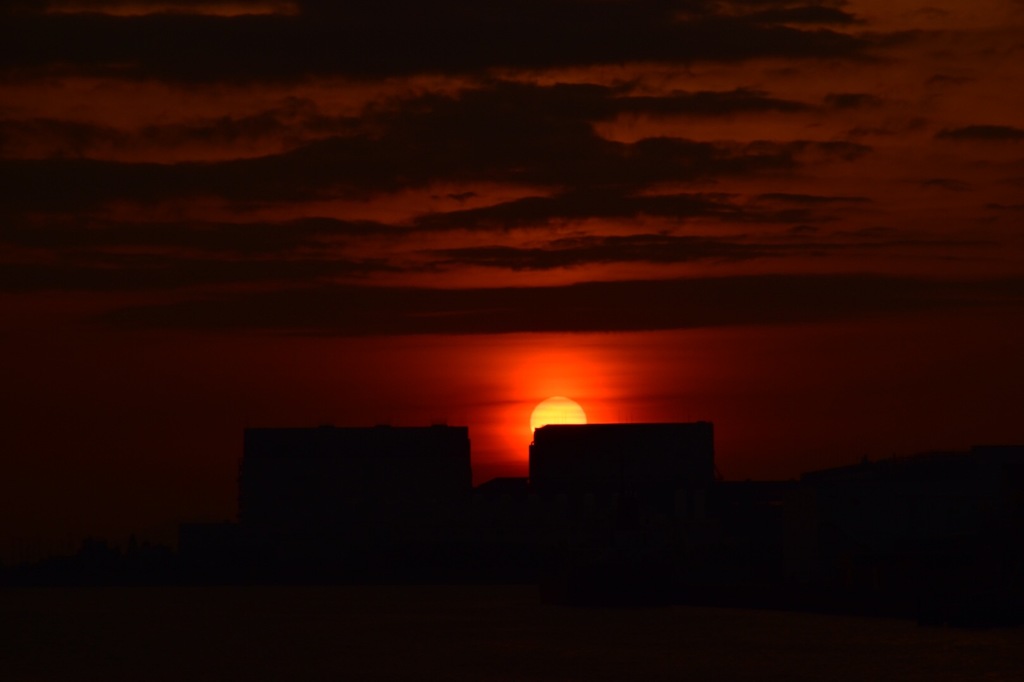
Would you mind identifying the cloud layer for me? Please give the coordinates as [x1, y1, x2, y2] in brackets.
[2, 0, 1023, 335]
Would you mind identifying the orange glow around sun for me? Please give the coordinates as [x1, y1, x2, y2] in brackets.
[487, 334, 622, 464]
[530, 396, 587, 433]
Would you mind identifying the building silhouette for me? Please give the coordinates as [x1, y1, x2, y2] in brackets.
[224, 425, 473, 579]
[529, 422, 715, 500]
[783, 445, 1024, 624]
[160, 423, 1024, 621]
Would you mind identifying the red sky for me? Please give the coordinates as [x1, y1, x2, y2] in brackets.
[2, 0, 1024, 556]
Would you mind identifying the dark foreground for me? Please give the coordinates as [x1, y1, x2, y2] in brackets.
[2, 586, 1022, 681]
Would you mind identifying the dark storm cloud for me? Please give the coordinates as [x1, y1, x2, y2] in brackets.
[2, 1, 872, 83]
[97, 274, 1024, 335]
[935, 125, 1024, 141]
[0, 81, 870, 213]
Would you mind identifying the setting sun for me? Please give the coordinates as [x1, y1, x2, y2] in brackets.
[530, 396, 587, 433]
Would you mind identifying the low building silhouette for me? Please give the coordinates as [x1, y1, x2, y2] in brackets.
[165, 420, 1024, 622]
[233, 425, 472, 579]
[785, 445, 1024, 624]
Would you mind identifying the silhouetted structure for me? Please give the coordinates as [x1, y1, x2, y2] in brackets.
[14, 416, 1019, 625]
[786, 445, 1024, 624]
[530, 422, 714, 501]
[527, 423, 714, 605]
[233, 425, 472, 579]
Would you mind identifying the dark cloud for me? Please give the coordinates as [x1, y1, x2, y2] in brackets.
[132, 98, 352, 146]
[0, 83, 807, 162]
[0, 133, 419, 211]
[0, 82, 870, 213]
[413, 187, 872, 233]
[845, 117, 927, 139]
[414, 192, 745, 231]
[0, 214, 408, 292]
[614, 88, 812, 117]
[3, 218, 981, 292]
[779, 140, 870, 162]
[0, 99, 354, 159]
[428, 234, 779, 270]
[925, 74, 974, 87]
[0, 118, 124, 158]
[824, 92, 882, 109]
[0, 216, 401, 253]
[921, 178, 971, 191]
[746, 6, 858, 26]
[398, 78, 810, 123]
[788, 224, 818, 235]
[756, 193, 870, 204]
[427, 231, 986, 272]
[2, 2, 872, 83]
[97, 274, 1024, 335]
[935, 125, 1024, 141]
[359, 82, 856, 193]
[0, 253, 394, 292]
[36, 0, 300, 13]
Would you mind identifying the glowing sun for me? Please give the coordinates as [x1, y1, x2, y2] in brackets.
[530, 396, 587, 433]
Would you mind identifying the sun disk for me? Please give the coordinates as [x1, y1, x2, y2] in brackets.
[530, 396, 587, 433]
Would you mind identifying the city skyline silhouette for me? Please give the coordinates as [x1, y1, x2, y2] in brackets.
[3, 1, 1024, 676]
[3, 0, 1024, 558]
[6, 419, 1023, 628]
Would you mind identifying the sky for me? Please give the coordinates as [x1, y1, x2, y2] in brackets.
[2, 0, 1024, 554]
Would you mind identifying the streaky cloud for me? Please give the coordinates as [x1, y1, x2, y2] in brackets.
[97, 274, 1024, 335]
[936, 125, 1024, 141]
[2, 2, 873, 83]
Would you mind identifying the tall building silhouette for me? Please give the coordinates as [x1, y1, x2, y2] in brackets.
[169, 421, 1023, 622]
